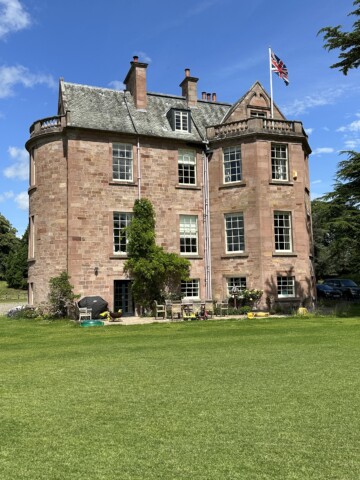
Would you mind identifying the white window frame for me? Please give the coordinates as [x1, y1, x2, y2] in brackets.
[223, 146, 242, 183]
[225, 213, 245, 253]
[29, 215, 35, 258]
[274, 212, 292, 252]
[180, 215, 198, 255]
[277, 276, 295, 298]
[181, 279, 200, 299]
[250, 110, 267, 118]
[175, 111, 189, 132]
[113, 212, 133, 254]
[112, 143, 133, 181]
[178, 150, 196, 185]
[227, 277, 247, 296]
[271, 144, 289, 181]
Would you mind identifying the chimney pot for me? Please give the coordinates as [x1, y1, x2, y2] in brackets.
[202, 91, 207, 100]
[207, 93, 211, 101]
[133, 55, 139, 63]
[185, 68, 190, 77]
[212, 92, 217, 102]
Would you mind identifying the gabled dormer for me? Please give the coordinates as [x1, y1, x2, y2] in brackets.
[167, 107, 192, 133]
[221, 81, 285, 124]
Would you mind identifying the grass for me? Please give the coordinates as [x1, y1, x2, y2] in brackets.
[0, 280, 27, 302]
[1, 314, 360, 479]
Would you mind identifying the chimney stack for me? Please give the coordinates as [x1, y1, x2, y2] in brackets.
[212, 92, 217, 102]
[207, 93, 211, 101]
[123, 56, 148, 110]
[202, 91, 206, 100]
[180, 68, 199, 107]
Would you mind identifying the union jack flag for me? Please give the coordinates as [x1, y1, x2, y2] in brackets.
[271, 51, 289, 86]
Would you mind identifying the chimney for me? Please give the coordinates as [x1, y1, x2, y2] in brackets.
[202, 91, 206, 100]
[123, 55, 148, 110]
[212, 92, 217, 102]
[179, 68, 199, 107]
[207, 93, 211, 101]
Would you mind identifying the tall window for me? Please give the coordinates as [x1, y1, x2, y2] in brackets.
[178, 150, 196, 185]
[181, 279, 199, 299]
[274, 212, 292, 251]
[112, 143, 133, 181]
[30, 149, 35, 186]
[225, 213, 245, 253]
[271, 144, 288, 181]
[227, 277, 246, 296]
[175, 111, 189, 132]
[29, 215, 35, 258]
[277, 276, 295, 297]
[223, 146, 242, 183]
[113, 212, 133, 254]
[180, 215, 198, 254]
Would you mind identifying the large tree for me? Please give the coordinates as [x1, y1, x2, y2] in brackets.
[124, 199, 190, 312]
[318, 0, 360, 75]
[0, 213, 19, 280]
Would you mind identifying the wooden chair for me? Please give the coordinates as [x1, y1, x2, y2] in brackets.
[217, 299, 229, 317]
[154, 300, 166, 319]
[204, 300, 214, 318]
[171, 302, 183, 321]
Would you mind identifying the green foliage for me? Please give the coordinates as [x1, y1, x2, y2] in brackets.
[48, 271, 78, 318]
[4, 226, 28, 289]
[124, 198, 190, 311]
[318, 0, 360, 75]
[0, 213, 19, 280]
[312, 151, 360, 279]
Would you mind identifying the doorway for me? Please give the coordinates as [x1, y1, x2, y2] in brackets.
[114, 280, 134, 316]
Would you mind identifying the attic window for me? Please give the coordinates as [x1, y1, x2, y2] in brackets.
[167, 109, 191, 133]
[250, 110, 267, 118]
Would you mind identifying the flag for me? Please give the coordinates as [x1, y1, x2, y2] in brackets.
[271, 51, 289, 86]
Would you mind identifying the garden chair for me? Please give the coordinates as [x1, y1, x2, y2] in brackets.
[170, 302, 182, 321]
[78, 307, 92, 322]
[204, 300, 214, 318]
[217, 299, 229, 317]
[154, 300, 166, 319]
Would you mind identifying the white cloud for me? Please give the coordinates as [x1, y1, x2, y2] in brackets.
[311, 180, 322, 185]
[305, 128, 314, 135]
[3, 146, 28, 180]
[0, 190, 14, 202]
[0, 64, 56, 98]
[283, 87, 347, 116]
[337, 119, 360, 132]
[343, 139, 360, 149]
[311, 147, 335, 156]
[0, 0, 31, 39]
[133, 51, 152, 64]
[187, 0, 221, 16]
[108, 80, 125, 90]
[14, 191, 28, 210]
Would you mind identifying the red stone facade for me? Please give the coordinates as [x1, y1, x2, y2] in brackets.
[26, 60, 314, 314]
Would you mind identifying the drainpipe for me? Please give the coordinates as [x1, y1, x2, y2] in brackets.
[202, 144, 212, 300]
[137, 137, 141, 199]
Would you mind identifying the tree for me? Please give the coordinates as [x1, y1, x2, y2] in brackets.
[124, 199, 190, 312]
[318, 0, 360, 75]
[0, 213, 19, 280]
[4, 227, 28, 289]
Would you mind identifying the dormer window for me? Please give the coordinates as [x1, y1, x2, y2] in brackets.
[167, 108, 191, 133]
[250, 110, 267, 118]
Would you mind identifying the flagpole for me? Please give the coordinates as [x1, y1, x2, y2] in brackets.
[269, 47, 274, 119]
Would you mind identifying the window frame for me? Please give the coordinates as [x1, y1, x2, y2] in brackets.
[250, 110, 267, 118]
[271, 143, 289, 182]
[226, 277, 247, 296]
[112, 143, 133, 182]
[180, 215, 198, 255]
[274, 211, 293, 252]
[277, 276, 295, 298]
[181, 279, 200, 299]
[178, 149, 196, 185]
[223, 146, 242, 184]
[225, 213, 245, 253]
[113, 212, 133, 254]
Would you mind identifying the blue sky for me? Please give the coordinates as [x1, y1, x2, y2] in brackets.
[1, 0, 359, 236]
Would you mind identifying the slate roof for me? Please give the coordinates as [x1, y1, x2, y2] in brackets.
[60, 82, 231, 142]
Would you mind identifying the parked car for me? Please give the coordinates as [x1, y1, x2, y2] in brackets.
[323, 279, 360, 299]
[316, 284, 342, 299]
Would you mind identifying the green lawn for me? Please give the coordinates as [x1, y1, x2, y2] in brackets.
[1, 315, 360, 479]
[0, 280, 27, 302]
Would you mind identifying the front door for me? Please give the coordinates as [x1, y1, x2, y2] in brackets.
[114, 280, 134, 316]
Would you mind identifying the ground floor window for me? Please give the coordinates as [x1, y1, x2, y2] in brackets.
[277, 276, 295, 297]
[226, 277, 247, 296]
[181, 279, 200, 299]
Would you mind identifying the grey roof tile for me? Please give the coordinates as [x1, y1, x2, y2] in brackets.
[62, 82, 230, 142]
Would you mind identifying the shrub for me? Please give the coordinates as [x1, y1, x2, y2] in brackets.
[48, 272, 79, 318]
